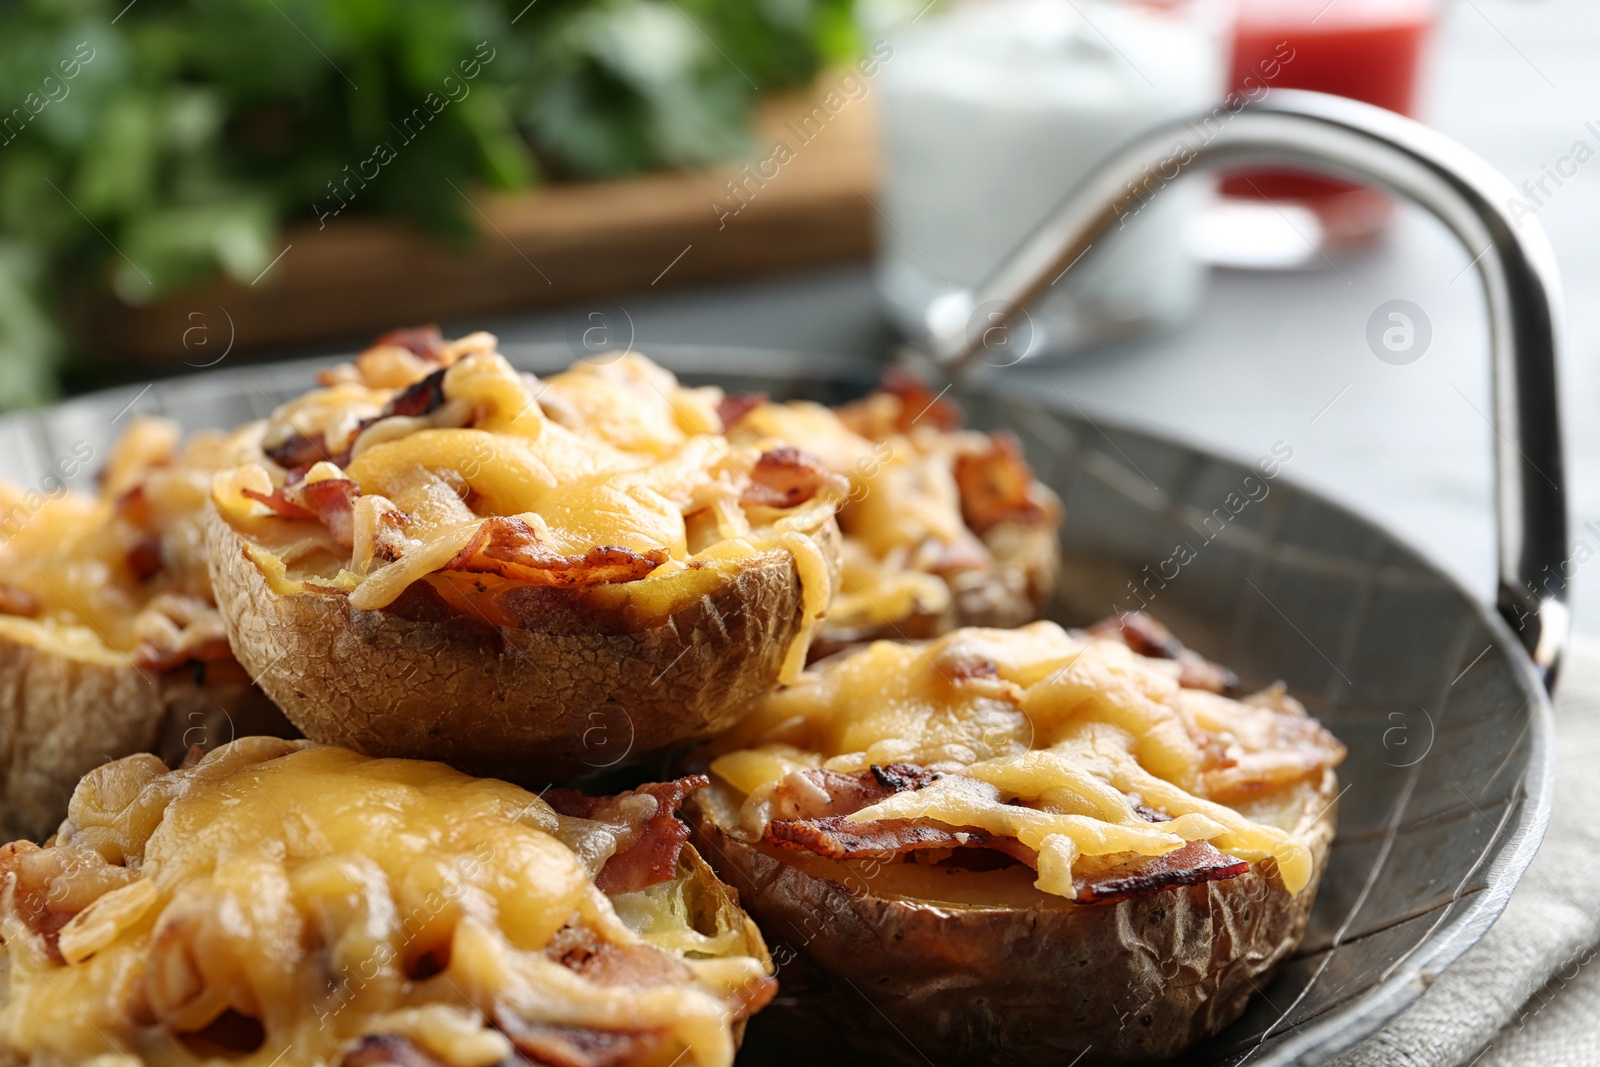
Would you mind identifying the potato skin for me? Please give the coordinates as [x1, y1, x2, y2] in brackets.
[0, 637, 286, 841]
[689, 770, 1336, 1066]
[207, 511, 842, 784]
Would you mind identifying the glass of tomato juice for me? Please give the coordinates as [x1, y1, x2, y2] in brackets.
[1221, 0, 1438, 249]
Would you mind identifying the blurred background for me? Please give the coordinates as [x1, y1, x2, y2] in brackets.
[0, 0, 1596, 627]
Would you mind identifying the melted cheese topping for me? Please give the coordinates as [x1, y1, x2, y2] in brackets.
[729, 401, 1012, 634]
[708, 622, 1344, 898]
[0, 741, 767, 1067]
[537, 352, 723, 456]
[213, 346, 839, 675]
[0, 419, 254, 660]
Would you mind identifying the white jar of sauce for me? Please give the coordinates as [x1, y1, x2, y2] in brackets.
[875, 0, 1225, 356]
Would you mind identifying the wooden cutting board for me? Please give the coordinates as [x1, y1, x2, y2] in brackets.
[75, 81, 879, 364]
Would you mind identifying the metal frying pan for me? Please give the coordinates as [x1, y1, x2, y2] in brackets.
[0, 91, 1560, 1065]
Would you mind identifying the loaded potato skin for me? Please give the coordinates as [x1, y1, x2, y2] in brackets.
[686, 621, 1346, 1065]
[0, 739, 775, 1067]
[205, 331, 843, 782]
[693, 771, 1335, 1065]
[0, 419, 288, 841]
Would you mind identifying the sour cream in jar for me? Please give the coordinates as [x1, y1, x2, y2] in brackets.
[874, 0, 1226, 357]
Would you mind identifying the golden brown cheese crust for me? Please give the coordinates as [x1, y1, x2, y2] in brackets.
[0, 740, 773, 1067]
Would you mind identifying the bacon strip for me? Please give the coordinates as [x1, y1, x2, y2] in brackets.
[126, 538, 165, 582]
[442, 517, 667, 588]
[264, 363, 449, 476]
[545, 776, 709, 895]
[381, 366, 448, 420]
[741, 447, 841, 509]
[242, 478, 363, 551]
[0, 582, 40, 618]
[262, 431, 335, 472]
[881, 367, 964, 433]
[768, 763, 939, 822]
[765, 816, 1038, 865]
[953, 431, 1053, 534]
[496, 1017, 666, 1067]
[1087, 611, 1239, 695]
[762, 761, 1253, 903]
[372, 325, 448, 363]
[1074, 841, 1250, 904]
[717, 392, 767, 430]
[543, 923, 696, 988]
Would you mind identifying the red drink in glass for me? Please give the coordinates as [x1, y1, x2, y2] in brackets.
[1222, 0, 1437, 247]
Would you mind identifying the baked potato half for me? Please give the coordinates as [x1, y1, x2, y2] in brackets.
[206, 331, 842, 782]
[0, 419, 288, 842]
[688, 621, 1346, 1065]
[0, 738, 774, 1067]
[723, 369, 1061, 658]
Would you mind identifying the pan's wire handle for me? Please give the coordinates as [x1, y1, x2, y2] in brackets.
[926, 89, 1568, 687]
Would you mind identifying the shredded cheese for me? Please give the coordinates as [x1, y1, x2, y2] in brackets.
[0, 742, 768, 1067]
[727, 398, 1038, 637]
[213, 344, 841, 672]
[0, 418, 254, 660]
[708, 622, 1343, 897]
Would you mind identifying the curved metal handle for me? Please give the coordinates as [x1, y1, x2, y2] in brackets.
[927, 89, 1568, 685]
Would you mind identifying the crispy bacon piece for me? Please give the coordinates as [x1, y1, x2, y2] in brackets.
[543, 923, 697, 988]
[340, 1035, 448, 1067]
[242, 478, 363, 551]
[127, 537, 165, 582]
[741, 447, 841, 509]
[0, 582, 40, 618]
[293, 479, 362, 551]
[766, 816, 1038, 865]
[833, 368, 965, 440]
[763, 763, 1020, 862]
[1074, 841, 1250, 904]
[264, 366, 449, 477]
[240, 487, 313, 521]
[113, 484, 153, 531]
[545, 776, 709, 895]
[380, 366, 449, 420]
[953, 431, 1053, 535]
[1087, 611, 1239, 695]
[371, 325, 448, 363]
[271, 360, 456, 482]
[262, 431, 334, 472]
[135, 635, 236, 673]
[764, 762, 1252, 903]
[717, 392, 767, 430]
[535, 922, 777, 1027]
[881, 367, 964, 433]
[443, 517, 667, 588]
[497, 1016, 667, 1067]
[769, 763, 939, 822]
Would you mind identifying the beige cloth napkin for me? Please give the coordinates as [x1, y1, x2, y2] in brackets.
[1334, 636, 1600, 1066]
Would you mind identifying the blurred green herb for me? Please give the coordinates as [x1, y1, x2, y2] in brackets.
[0, 0, 858, 408]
